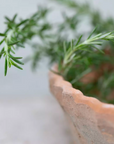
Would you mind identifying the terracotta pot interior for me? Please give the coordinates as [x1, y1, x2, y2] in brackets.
[80, 48, 114, 100]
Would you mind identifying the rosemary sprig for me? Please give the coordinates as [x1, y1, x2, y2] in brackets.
[0, 7, 51, 75]
[63, 31, 114, 66]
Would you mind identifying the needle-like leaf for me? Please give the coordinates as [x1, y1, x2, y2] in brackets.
[4, 57, 7, 76]
[11, 60, 23, 70]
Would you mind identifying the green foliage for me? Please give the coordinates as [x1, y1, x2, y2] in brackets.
[1, 0, 114, 103]
[0, 6, 52, 75]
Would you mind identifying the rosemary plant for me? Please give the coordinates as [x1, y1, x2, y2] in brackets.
[1, 0, 114, 103]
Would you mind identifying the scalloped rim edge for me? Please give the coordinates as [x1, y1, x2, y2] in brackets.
[49, 69, 114, 116]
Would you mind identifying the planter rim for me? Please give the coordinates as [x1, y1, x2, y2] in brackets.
[49, 66, 114, 116]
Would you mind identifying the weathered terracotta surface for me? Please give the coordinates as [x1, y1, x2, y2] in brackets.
[49, 69, 114, 144]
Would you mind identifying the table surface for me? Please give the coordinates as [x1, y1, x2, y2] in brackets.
[0, 96, 73, 144]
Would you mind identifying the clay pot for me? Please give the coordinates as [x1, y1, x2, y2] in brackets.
[49, 67, 114, 144]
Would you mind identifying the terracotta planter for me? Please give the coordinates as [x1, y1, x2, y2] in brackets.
[49, 67, 114, 144]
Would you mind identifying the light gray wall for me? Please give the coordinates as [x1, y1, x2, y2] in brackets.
[0, 0, 114, 99]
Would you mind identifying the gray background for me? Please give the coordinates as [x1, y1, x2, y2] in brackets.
[0, 0, 114, 99]
[0, 0, 114, 144]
